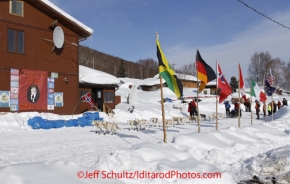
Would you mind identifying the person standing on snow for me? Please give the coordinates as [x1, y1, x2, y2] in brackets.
[255, 100, 260, 119]
[282, 98, 288, 106]
[189, 98, 197, 117]
[224, 101, 231, 115]
[277, 100, 282, 110]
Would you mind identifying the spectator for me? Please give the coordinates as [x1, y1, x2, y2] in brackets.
[277, 100, 282, 110]
[263, 102, 266, 117]
[234, 102, 242, 117]
[244, 99, 251, 112]
[188, 98, 197, 117]
[224, 101, 231, 115]
[255, 100, 260, 119]
[268, 103, 272, 116]
[282, 98, 288, 106]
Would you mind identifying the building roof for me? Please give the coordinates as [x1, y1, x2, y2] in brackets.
[79, 65, 121, 85]
[120, 77, 165, 86]
[26, 0, 94, 39]
[153, 73, 198, 81]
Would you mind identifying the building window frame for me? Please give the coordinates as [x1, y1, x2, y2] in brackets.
[10, 0, 24, 17]
[8, 28, 25, 54]
[104, 92, 114, 103]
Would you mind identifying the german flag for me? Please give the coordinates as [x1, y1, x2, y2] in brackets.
[196, 50, 216, 93]
[156, 36, 183, 98]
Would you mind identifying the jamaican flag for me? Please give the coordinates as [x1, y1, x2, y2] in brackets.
[156, 36, 183, 98]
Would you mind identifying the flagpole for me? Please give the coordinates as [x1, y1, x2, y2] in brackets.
[195, 49, 200, 133]
[249, 96, 253, 125]
[271, 96, 274, 122]
[159, 76, 167, 143]
[264, 75, 267, 123]
[156, 32, 167, 143]
[216, 60, 218, 131]
[72, 96, 83, 118]
[238, 64, 241, 128]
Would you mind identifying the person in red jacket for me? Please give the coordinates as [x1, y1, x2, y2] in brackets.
[234, 102, 242, 117]
[188, 98, 197, 117]
[277, 100, 282, 110]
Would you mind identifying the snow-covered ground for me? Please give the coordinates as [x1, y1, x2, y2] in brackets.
[0, 83, 290, 184]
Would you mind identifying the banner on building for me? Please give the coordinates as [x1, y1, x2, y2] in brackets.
[54, 92, 63, 107]
[0, 91, 10, 107]
[10, 68, 19, 111]
[47, 78, 55, 110]
[19, 69, 48, 110]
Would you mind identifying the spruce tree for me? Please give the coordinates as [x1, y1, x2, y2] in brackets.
[229, 76, 238, 92]
[117, 60, 127, 78]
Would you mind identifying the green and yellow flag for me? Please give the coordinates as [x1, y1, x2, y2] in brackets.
[156, 35, 183, 98]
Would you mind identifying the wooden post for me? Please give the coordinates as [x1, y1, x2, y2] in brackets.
[238, 64, 241, 128]
[215, 61, 218, 131]
[160, 76, 167, 143]
[195, 49, 200, 133]
[72, 97, 82, 118]
[250, 98, 253, 125]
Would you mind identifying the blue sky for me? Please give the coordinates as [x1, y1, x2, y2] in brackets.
[50, 0, 290, 82]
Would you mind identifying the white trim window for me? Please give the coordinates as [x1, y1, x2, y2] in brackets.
[10, 0, 24, 17]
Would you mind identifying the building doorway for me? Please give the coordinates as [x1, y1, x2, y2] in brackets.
[92, 88, 103, 111]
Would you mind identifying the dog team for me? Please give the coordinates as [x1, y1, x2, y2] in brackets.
[91, 112, 227, 135]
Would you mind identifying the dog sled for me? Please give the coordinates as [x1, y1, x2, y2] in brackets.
[229, 109, 238, 118]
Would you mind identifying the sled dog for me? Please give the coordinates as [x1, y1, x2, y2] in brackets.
[165, 119, 174, 128]
[150, 117, 159, 127]
[172, 116, 182, 124]
[92, 120, 121, 135]
[127, 119, 138, 130]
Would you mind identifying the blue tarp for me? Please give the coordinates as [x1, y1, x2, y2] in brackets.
[28, 112, 102, 129]
[83, 112, 99, 120]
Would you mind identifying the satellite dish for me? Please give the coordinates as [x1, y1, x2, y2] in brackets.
[53, 26, 64, 49]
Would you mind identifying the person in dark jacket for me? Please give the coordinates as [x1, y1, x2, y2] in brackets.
[224, 101, 231, 115]
[282, 98, 288, 106]
[255, 100, 260, 119]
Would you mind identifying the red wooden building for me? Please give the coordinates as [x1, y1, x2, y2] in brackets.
[0, 0, 94, 114]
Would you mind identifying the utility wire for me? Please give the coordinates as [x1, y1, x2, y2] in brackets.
[237, 0, 290, 31]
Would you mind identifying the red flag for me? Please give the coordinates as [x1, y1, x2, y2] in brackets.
[267, 68, 274, 86]
[218, 63, 232, 103]
[238, 63, 247, 101]
[82, 92, 95, 107]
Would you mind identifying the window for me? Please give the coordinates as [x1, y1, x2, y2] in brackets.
[10, 0, 24, 16]
[8, 29, 24, 54]
[104, 92, 114, 103]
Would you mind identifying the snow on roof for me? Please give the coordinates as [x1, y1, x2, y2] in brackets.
[41, 0, 94, 35]
[153, 73, 198, 81]
[120, 77, 165, 86]
[206, 81, 216, 86]
[231, 92, 250, 99]
[140, 78, 163, 86]
[79, 65, 120, 85]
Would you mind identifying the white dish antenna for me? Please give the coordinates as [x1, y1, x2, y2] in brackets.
[53, 26, 64, 49]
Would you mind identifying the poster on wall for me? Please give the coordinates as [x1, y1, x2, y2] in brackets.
[18, 70, 48, 111]
[10, 69, 19, 111]
[47, 78, 55, 110]
[0, 91, 10, 107]
[54, 92, 63, 107]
